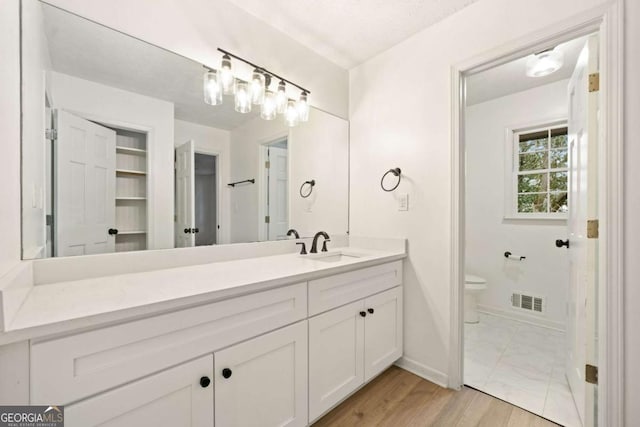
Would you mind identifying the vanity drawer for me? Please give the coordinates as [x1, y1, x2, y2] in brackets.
[31, 282, 306, 405]
[308, 261, 402, 316]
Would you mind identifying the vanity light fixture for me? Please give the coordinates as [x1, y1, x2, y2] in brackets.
[220, 54, 235, 94]
[203, 68, 223, 106]
[234, 81, 252, 113]
[285, 99, 299, 127]
[205, 48, 311, 125]
[276, 80, 287, 114]
[251, 68, 266, 105]
[526, 48, 564, 78]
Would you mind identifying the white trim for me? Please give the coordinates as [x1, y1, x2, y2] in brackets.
[476, 304, 565, 332]
[450, 4, 624, 427]
[395, 357, 448, 388]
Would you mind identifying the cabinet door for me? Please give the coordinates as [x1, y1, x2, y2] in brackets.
[65, 355, 213, 427]
[364, 286, 403, 381]
[215, 321, 308, 427]
[309, 300, 365, 422]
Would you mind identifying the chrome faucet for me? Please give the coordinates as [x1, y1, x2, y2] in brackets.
[310, 231, 330, 253]
[286, 229, 300, 239]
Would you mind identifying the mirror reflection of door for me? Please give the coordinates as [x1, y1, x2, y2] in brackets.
[54, 110, 116, 257]
[263, 138, 289, 240]
[175, 140, 195, 248]
[194, 153, 218, 246]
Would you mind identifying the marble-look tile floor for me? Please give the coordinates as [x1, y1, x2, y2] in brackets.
[464, 312, 582, 427]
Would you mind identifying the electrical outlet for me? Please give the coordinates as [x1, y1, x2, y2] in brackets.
[398, 193, 409, 211]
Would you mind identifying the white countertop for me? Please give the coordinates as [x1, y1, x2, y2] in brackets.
[0, 243, 405, 344]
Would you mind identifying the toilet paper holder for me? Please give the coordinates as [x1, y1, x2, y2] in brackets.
[504, 251, 526, 261]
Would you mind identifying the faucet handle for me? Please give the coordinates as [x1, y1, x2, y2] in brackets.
[296, 242, 307, 255]
[322, 239, 330, 252]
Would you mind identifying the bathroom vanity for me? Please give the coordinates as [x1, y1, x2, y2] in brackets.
[0, 237, 405, 426]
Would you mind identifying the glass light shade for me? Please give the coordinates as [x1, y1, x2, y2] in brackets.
[261, 90, 277, 120]
[276, 80, 287, 114]
[203, 70, 222, 106]
[526, 49, 564, 78]
[285, 99, 299, 127]
[251, 69, 265, 105]
[297, 92, 309, 122]
[234, 81, 252, 113]
[220, 54, 235, 94]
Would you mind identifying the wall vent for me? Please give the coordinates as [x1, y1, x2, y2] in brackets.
[511, 292, 545, 313]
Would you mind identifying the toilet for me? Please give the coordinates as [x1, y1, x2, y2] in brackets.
[464, 274, 487, 324]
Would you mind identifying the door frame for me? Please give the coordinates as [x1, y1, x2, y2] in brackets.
[193, 149, 221, 245]
[449, 3, 623, 427]
[257, 132, 289, 241]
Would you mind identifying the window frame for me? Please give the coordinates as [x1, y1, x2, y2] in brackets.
[504, 118, 569, 221]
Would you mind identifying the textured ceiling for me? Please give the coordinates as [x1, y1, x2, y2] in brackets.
[466, 36, 589, 106]
[226, 0, 480, 68]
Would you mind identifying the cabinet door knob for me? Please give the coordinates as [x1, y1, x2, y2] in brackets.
[367, 308, 374, 314]
[199, 376, 211, 388]
[359, 311, 367, 317]
[222, 368, 232, 379]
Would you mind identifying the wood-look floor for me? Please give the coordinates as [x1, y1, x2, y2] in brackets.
[312, 366, 560, 427]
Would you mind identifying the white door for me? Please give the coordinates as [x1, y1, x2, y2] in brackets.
[364, 286, 403, 381]
[65, 355, 213, 427]
[309, 300, 365, 422]
[268, 146, 289, 240]
[175, 140, 195, 248]
[566, 35, 599, 426]
[215, 322, 308, 427]
[55, 110, 116, 257]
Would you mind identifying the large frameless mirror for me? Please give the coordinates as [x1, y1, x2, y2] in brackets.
[20, 0, 349, 259]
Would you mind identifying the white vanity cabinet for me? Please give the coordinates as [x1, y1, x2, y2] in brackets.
[214, 321, 308, 427]
[65, 355, 213, 427]
[308, 262, 403, 422]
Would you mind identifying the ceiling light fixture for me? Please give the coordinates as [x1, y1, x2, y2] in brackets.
[526, 48, 564, 78]
[203, 48, 311, 125]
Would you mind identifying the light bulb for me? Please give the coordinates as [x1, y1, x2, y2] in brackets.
[285, 99, 299, 127]
[297, 91, 309, 122]
[251, 69, 265, 105]
[220, 54, 234, 94]
[234, 81, 252, 113]
[261, 90, 277, 120]
[276, 80, 287, 114]
[203, 69, 222, 106]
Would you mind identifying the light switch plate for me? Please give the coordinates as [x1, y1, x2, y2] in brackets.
[398, 193, 409, 211]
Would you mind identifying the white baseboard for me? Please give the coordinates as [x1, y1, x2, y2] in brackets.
[394, 356, 448, 388]
[477, 304, 565, 331]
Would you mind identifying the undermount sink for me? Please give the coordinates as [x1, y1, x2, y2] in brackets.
[307, 251, 363, 263]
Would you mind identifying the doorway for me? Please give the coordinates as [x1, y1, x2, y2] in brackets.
[194, 153, 217, 246]
[451, 7, 624, 427]
[259, 137, 289, 241]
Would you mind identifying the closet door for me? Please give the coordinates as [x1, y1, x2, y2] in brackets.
[55, 110, 116, 256]
[175, 140, 195, 247]
[215, 321, 308, 427]
[364, 286, 403, 381]
[309, 300, 365, 422]
[65, 355, 213, 427]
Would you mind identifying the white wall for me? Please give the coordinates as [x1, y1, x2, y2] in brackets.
[42, 0, 348, 118]
[289, 110, 349, 238]
[229, 115, 289, 243]
[466, 80, 570, 329]
[174, 119, 231, 244]
[21, 0, 52, 259]
[50, 71, 175, 250]
[349, 0, 612, 384]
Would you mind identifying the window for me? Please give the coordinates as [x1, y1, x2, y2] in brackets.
[506, 123, 568, 218]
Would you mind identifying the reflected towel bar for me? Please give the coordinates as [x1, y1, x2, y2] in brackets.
[504, 251, 526, 261]
[228, 179, 255, 187]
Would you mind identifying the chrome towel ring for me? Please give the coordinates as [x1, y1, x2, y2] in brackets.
[381, 168, 401, 192]
[300, 180, 316, 198]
